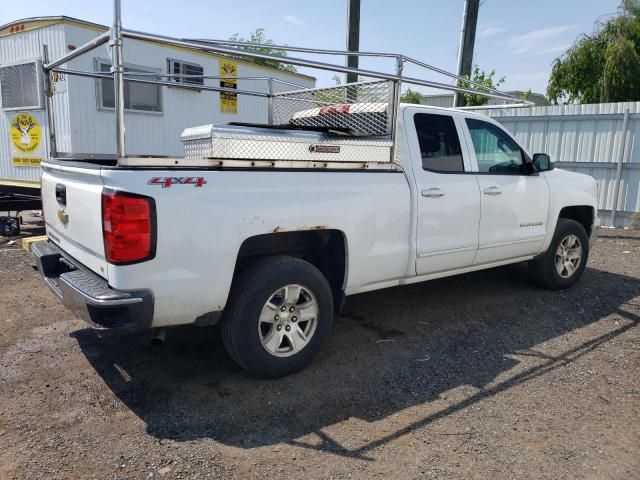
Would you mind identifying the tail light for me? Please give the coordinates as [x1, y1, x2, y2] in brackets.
[102, 189, 156, 265]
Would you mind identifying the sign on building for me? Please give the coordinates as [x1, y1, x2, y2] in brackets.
[219, 60, 238, 114]
[9, 111, 44, 167]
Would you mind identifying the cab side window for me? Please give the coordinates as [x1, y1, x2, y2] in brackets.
[414, 113, 464, 173]
[465, 118, 525, 174]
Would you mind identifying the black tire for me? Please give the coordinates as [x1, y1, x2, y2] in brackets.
[529, 218, 589, 290]
[221, 256, 333, 378]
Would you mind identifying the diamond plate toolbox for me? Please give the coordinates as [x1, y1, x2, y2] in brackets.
[181, 124, 393, 165]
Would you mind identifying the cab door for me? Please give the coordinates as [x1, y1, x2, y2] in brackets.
[407, 110, 481, 275]
[461, 117, 550, 265]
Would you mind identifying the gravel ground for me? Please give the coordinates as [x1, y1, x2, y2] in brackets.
[0, 228, 639, 480]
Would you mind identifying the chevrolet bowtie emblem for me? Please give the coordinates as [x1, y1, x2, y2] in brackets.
[57, 209, 69, 224]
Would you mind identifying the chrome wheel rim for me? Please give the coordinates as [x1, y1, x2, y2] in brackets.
[555, 234, 582, 278]
[258, 284, 318, 358]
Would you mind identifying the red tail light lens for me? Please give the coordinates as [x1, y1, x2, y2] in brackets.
[102, 189, 156, 265]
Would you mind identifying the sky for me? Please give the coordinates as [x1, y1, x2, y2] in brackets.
[0, 0, 622, 96]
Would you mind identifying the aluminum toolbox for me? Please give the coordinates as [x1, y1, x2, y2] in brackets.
[181, 124, 393, 164]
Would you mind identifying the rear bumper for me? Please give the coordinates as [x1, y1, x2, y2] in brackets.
[32, 240, 153, 332]
[590, 217, 600, 249]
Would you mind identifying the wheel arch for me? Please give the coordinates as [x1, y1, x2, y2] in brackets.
[558, 205, 595, 237]
[233, 229, 348, 314]
[539, 204, 596, 256]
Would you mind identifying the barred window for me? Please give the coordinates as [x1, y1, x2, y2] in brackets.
[167, 59, 204, 86]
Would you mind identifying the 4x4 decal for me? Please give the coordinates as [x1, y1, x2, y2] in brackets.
[148, 177, 207, 188]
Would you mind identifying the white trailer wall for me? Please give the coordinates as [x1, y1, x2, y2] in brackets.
[62, 23, 314, 157]
[0, 19, 315, 184]
[475, 102, 640, 228]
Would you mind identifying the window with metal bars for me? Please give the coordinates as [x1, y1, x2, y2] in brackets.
[167, 59, 204, 86]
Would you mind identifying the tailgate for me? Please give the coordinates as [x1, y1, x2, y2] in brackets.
[41, 161, 108, 279]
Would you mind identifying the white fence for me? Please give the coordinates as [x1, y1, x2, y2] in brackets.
[473, 102, 640, 228]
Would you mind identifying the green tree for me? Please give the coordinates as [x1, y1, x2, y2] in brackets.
[228, 28, 297, 73]
[547, 0, 640, 104]
[400, 88, 424, 104]
[457, 66, 505, 106]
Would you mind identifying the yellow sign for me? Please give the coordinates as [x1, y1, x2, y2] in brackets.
[10, 112, 42, 154]
[219, 60, 238, 114]
[12, 157, 42, 167]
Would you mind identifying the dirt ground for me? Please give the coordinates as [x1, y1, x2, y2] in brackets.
[0, 222, 638, 480]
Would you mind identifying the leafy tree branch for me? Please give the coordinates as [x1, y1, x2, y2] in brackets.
[227, 28, 297, 73]
[547, 0, 640, 104]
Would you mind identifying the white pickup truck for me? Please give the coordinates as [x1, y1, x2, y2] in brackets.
[33, 104, 599, 377]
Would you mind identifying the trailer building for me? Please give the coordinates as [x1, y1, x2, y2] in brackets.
[0, 16, 315, 188]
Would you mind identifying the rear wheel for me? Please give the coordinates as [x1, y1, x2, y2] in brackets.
[221, 256, 333, 378]
[529, 218, 589, 290]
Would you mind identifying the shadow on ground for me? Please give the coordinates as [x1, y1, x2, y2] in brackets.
[74, 263, 640, 458]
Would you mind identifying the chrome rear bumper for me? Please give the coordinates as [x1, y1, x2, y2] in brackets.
[32, 241, 153, 332]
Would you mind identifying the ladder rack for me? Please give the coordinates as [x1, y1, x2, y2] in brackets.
[41, 0, 533, 164]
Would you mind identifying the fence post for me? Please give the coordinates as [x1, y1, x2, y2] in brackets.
[610, 108, 630, 228]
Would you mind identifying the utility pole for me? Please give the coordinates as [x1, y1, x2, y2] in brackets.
[346, 0, 360, 85]
[454, 0, 480, 107]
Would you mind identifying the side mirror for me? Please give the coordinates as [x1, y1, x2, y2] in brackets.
[532, 153, 554, 172]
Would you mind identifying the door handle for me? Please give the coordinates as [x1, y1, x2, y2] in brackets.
[421, 188, 445, 198]
[483, 186, 502, 196]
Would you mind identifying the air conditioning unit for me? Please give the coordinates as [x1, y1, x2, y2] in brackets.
[0, 60, 44, 111]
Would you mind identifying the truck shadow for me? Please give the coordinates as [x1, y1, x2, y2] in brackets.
[74, 264, 640, 458]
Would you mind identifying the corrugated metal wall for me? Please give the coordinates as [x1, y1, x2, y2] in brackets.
[474, 102, 640, 228]
[421, 94, 455, 108]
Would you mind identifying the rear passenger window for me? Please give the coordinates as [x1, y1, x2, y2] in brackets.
[414, 113, 464, 173]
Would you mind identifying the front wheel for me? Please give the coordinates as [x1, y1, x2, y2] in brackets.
[529, 218, 589, 290]
[221, 256, 333, 378]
